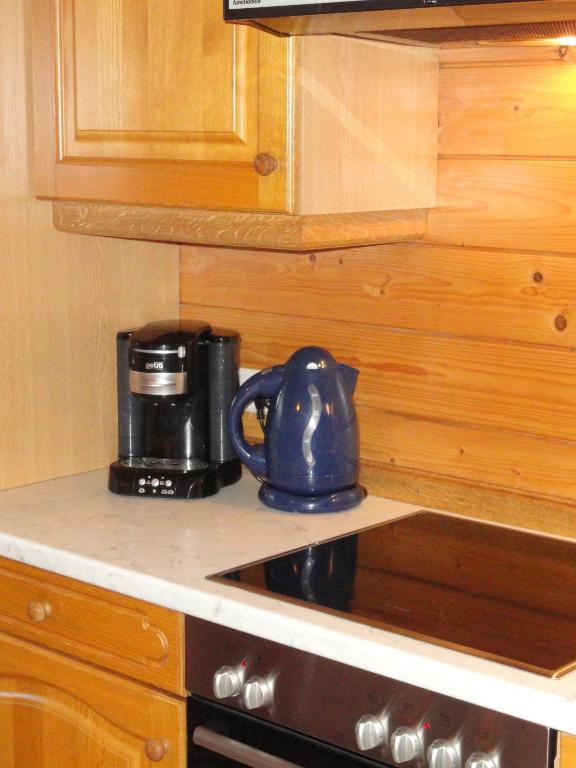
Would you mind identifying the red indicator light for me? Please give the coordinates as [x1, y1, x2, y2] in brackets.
[242, 660, 247, 668]
[424, 722, 431, 730]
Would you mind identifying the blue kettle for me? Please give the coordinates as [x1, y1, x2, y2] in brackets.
[227, 346, 366, 513]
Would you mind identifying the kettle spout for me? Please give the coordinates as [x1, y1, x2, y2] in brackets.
[337, 363, 359, 394]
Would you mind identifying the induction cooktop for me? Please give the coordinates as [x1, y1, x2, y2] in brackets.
[210, 511, 576, 678]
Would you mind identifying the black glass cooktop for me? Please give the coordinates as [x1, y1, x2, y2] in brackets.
[211, 511, 576, 678]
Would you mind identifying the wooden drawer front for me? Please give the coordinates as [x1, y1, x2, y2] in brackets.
[0, 557, 184, 695]
[0, 631, 186, 768]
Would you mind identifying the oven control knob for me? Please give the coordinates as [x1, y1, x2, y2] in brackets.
[355, 715, 386, 751]
[465, 753, 497, 768]
[213, 666, 242, 700]
[243, 676, 273, 710]
[391, 727, 423, 763]
[428, 740, 461, 768]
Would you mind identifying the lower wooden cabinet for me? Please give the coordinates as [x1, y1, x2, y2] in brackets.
[0, 631, 186, 768]
[561, 734, 576, 768]
[0, 557, 184, 695]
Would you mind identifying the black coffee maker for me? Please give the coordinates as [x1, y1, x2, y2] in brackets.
[108, 320, 241, 499]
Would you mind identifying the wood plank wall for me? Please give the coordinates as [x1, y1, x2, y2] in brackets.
[180, 43, 576, 511]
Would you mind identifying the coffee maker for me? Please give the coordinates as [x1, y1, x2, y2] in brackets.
[108, 320, 241, 499]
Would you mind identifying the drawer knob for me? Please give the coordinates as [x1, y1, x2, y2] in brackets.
[27, 601, 52, 623]
[145, 739, 170, 762]
[253, 153, 278, 176]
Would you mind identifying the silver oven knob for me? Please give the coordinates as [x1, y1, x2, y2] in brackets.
[391, 727, 423, 763]
[465, 753, 497, 768]
[243, 676, 273, 710]
[213, 666, 242, 700]
[428, 740, 461, 768]
[355, 715, 386, 752]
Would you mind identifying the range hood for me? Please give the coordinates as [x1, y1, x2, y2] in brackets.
[224, 0, 576, 46]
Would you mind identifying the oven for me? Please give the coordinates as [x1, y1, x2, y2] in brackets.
[185, 616, 555, 768]
[188, 696, 386, 768]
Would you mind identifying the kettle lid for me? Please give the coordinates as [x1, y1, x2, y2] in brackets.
[286, 346, 337, 371]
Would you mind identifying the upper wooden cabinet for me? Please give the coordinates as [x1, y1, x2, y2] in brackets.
[33, 0, 439, 249]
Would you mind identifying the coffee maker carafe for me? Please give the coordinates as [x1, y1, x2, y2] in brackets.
[108, 320, 241, 499]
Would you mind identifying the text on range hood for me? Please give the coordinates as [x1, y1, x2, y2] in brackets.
[225, 0, 576, 46]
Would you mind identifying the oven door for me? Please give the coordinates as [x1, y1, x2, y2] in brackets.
[188, 696, 389, 768]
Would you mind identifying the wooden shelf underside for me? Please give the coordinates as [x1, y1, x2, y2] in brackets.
[52, 202, 427, 251]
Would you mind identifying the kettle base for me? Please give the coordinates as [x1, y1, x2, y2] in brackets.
[258, 483, 366, 514]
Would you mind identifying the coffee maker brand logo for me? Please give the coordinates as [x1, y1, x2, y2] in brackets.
[145, 361, 164, 371]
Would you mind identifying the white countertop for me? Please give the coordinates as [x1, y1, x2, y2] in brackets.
[0, 469, 575, 734]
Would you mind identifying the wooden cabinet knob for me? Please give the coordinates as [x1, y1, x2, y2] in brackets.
[145, 739, 170, 762]
[253, 153, 278, 176]
[27, 601, 52, 623]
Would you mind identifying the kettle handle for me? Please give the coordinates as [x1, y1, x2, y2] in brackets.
[227, 365, 284, 480]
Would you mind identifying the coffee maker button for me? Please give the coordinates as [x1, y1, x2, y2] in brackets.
[138, 478, 146, 486]
[165, 479, 173, 488]
[151, 478, 160, 488]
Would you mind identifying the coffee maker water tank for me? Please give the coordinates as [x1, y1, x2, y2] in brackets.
[108, 320, 241, 500]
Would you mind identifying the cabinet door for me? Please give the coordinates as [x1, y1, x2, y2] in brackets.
[33, 0, 292, 212]
[0, 632, 186, 768]
[561, 734, 576, 767]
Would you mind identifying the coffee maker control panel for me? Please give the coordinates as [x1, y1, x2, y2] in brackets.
[110, 456, 237, 500]
[138, 476, 174, 495]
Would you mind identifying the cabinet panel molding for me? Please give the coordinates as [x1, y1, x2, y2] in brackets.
[66, 0, 247, 146]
